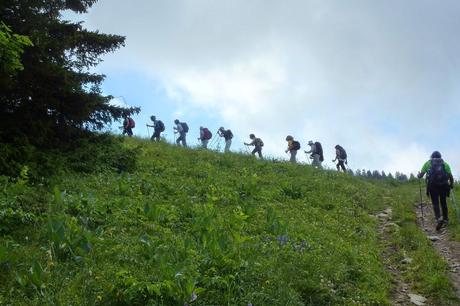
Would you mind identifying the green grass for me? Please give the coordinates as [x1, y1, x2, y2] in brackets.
[384, 182, 458, 305]
[0, 137, 457, 305]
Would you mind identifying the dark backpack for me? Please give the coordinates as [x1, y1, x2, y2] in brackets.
[292, 141, 300, 150]
[156, 120, 165, 132]
[203, 128, 212, 140]
[128, 117, 135, 128]
[337, 146, 347, 159]
[427, 158, 449, 187]
[181, 122, 189, 133]
[315, 142, 324, 162]
[226, 130, 233, 140]
[255, 138, 264, 147]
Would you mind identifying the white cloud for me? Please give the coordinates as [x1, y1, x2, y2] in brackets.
[74, 0, 460, 175]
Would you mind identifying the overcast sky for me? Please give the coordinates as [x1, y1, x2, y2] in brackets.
[69, 0, 460, 176]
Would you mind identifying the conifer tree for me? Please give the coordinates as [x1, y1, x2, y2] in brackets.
[0, 0, 140, 144]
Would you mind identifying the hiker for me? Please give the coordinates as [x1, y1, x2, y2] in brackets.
[146, 115, 165, 141]
[244, 134, 264, 158]
[333, 145, 347, 172]
[218, 127, 233, 152]
[305, 140, 323, 169]
[285, 135, 300, 163]
[122, 115, 135, 137]
[173, 119, 188, 147]
[418, 151, 455, 231]
[198, 126, 212, 149]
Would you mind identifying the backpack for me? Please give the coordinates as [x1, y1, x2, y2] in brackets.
[156, 120, 165, 132]
[255, 138, 264, 147]
[292, 141, 300, 150]
[337, 146, 347, 159]
[128, 117, 135, 128]
[181, 122, 189, 133]
[203, 128, 212, 140]
[427, 158, 449, 188]
[226, 130, 233, 140]
[315, 142, 324, 162]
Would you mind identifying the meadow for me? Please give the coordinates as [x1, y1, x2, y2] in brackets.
[0, 136, 457, 305]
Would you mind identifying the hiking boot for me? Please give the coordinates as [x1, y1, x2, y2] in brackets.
[436, 220, 443, 231]
[443, 219, 449, 227]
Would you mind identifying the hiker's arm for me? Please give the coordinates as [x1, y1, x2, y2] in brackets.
[418, 161, 430, 178]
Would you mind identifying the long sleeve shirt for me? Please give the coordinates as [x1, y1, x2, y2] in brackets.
[175, 123, 183, 133]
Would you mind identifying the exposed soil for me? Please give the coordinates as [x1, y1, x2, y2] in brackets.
[416, 202, 460, 298]
[377, 207, 413, 305]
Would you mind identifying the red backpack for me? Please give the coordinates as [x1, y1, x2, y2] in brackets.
[203, 128, 212, 140]
[128, 117, 135, 128]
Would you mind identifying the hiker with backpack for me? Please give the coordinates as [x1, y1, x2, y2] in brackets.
[218, 127, 233, 153]
[333, 145, 347, 172]
[244, 134, 264, 158]
[146, 115, 165, 142]
[122, 115, 135, 137]
[174, 119, 188, 147]
[305, 141, 323, 169]
[418, 151, 455, 231]
[285, 135, 300, 163]
[198, 126, 212, 149]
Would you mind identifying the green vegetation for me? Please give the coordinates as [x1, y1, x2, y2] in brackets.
[381, 183, 458, 305]
[1, 136, 457, 305]
[1, 0, 139, 147]
[0, 22, 32, 76]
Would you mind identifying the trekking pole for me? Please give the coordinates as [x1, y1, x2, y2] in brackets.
[451, 190, 460, 222]
[209, 134, 218, 149]
[244, 144, 250, 154]
[418, 178, 425, 228]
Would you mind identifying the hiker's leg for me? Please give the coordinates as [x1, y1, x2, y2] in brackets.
[182, 134, 187, 147]
[340, 161, 346, 172]
[312, 155, 320, 167]
[336, 163, 340, 171]
[440, 191, 449, 221]
[225, 139, 232, 152]
[251, 147, 257, 155]
[257, 148, 263, 159]
[128, 127, 133, 137]
[430, 189, 441, 221]
[290, 150, 297, 163]
[176, 134, 182, 145]
[153, 130, 160, 141]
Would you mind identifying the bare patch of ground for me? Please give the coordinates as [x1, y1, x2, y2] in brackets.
[416, 203, 460, 297]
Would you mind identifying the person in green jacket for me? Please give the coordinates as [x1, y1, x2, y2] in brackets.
[418, 151, 455, 231]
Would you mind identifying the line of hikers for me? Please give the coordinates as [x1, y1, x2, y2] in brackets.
[124, 115, 456, 232]
[123, 115, 349, 171]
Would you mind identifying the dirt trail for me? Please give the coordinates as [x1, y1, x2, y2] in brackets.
[377, 207, 413, 305]
[416, 203, 460, 297]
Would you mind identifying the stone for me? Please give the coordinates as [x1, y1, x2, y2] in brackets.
[401, 257, 413, 264]
[427, 235, 440, 241]
[408, 293, 426, 306]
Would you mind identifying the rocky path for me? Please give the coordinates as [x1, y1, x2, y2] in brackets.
[377, 207, 425, 305]
[415, 203, 460, 298]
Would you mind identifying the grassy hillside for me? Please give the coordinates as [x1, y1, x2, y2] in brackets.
[0, 137, 457, 305]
